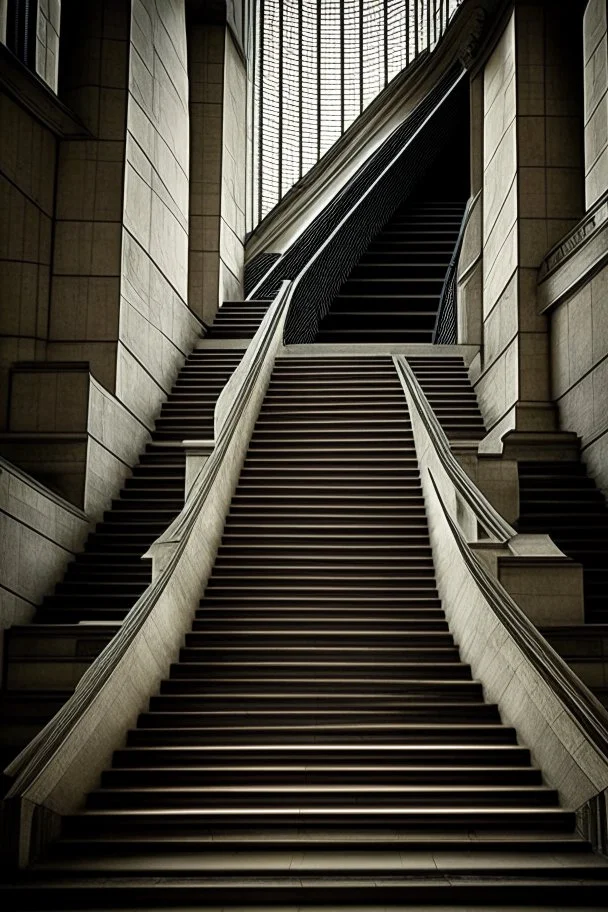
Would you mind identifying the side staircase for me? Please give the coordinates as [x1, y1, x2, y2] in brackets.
[0, 301, 270, 769]
[517, 460, 608, 707]
[7, 356, 608, 908]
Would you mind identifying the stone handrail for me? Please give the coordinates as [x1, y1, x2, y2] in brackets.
[395, 352, 608, 850]
[430, 468, 608, 760]
[428, 468, 608, 851]
[2, 281, 293, 866]
[393, 354, 515, 542]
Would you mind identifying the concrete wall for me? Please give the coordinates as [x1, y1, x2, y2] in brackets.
[85, 377, 149, 520]
[541, 0, 608, 496]
[188, 23, 224, 325]
[0, 457, 88, 667]
[116, 0, 200, 428]
[36, 0, 61, 91]
[48, 0, 129, 392]
[188, 24, 246, 326]
[475, 12, 519, 440]
[219, 29, 246, 305]
[0, 93, 55, 427]
[474, 4, 585, 446]
[550, 265, 608, 496]
[584, 0, 608, 208]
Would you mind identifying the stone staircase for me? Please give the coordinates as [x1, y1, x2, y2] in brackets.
[0, 301, 270, 769]
[7, 356, 608, 908]
[316, 200, 466, 343]
[205, 299, 271, 339]
[407, 355, 486, 440]
[517, 460, 608, 707]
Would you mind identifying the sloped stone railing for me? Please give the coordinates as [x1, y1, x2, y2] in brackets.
[1, 281, 293, 868]
[394, 356, 584, 627]
[395, 354, 608, 853]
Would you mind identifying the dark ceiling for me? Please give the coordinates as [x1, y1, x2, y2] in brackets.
[186, 0, 227, 24]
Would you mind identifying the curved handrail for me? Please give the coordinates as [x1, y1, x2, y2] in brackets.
[432, 189, 480, 343]
[393, 354, 515, 543]
[4, 280, 293, 792]
[153, 280, 293, 547]
[429, 468, 608, 758]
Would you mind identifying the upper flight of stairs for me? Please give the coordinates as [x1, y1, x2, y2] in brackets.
[0, 300, 271, 769]
[8, 357, 607, 908]
[517, 460, 608, 707]
[315, 199, 465, 343]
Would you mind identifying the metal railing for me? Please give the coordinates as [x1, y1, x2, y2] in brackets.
[432, 190, 479, 344]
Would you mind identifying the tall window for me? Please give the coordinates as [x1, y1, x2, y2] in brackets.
[5, 0, 37, 69]
[254, 0, 462, 223]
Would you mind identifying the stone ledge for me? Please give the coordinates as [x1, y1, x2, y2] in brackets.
[0, 44, 89, 138]
[538, 190, 608, 313]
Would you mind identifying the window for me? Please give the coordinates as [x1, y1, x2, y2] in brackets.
[5, 0, 37, 69]
[254, 0, 463, 223]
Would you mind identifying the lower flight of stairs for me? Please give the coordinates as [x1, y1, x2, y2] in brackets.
[517, 460, 608, 707]
[316, 199, 465, 343]
[6, 356, 607, 908]
[0, 301, 271, 769]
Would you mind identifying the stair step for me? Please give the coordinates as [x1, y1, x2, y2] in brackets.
[85, 784, 558, 810]
[62, 806, 575, 835]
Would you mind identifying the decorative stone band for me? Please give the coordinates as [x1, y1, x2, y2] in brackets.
[2, 281, 293, 868]
[538, 189, 608, 312]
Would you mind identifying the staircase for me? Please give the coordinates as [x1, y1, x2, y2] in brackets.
[315, 199, 465, 343]
[408, 355, 486, 440]
[0, 301, 270, 769]
[517, 460, 608, 707]
[206, 299, 271, 339]
[8, 356, 608, 908]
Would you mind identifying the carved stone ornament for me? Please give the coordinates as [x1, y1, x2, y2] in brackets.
[458, 8, 487, 69]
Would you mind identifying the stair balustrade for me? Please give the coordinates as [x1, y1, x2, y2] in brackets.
[1, 281, 294, 869]
[395, 353, 608, 853]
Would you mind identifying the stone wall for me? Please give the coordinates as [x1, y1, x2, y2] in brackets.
[584, 0, 608, 208]
[116, 0, 200, 427]
[0, 457, 88, 668]
[36, 0, 61, 91]
[550, 263, 608, 496]
[188, 23, 247, 326]
[0, 93, 56, 427]
[219, 29, 246, 305]
[188, 23, 224, 325]
[474, 4, 585, 446]
[474, 12, 519, 440]
[48, 0, 129, 392]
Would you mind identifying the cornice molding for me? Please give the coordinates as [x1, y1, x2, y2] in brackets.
[537, 191, 608, 312]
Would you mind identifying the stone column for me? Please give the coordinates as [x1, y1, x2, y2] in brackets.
[48, 0, 130, 392]
[188, 22, 247, 326]
[475, 2, 585, 448]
